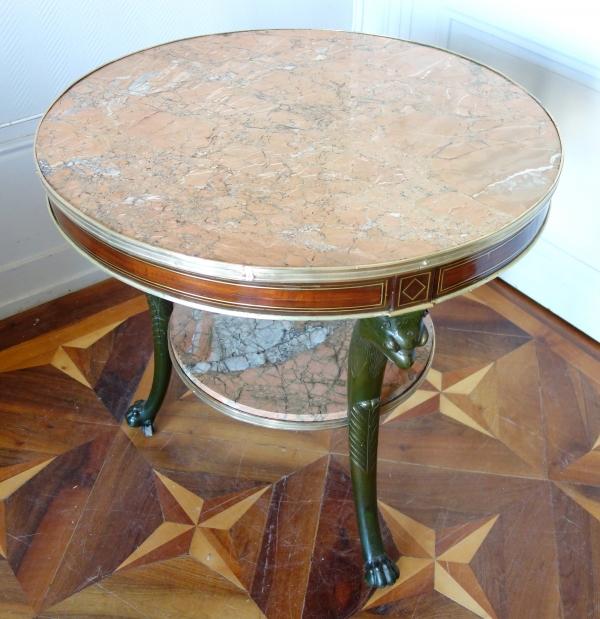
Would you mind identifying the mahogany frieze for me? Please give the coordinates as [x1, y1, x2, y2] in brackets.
[51, 200, 548, 319]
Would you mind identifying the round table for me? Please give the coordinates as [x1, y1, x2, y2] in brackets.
[34, 29, 562, 588]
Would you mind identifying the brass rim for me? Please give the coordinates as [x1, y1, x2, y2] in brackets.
[48, 197, 549, 320]
[167, 315, 436, 430]
[35, 29, 563, 286]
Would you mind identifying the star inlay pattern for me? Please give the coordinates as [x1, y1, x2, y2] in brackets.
[384, 363, 495, 436]
[366, 502, 500, 619]
[117, 471, 272, 593]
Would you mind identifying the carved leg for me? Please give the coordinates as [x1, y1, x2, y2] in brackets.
[125, 294, 174, 436]
[348, 311, 429, 587]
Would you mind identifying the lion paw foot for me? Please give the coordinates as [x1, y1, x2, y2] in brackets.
[125, 400, 148, 427]
[364, 555, 400, 588]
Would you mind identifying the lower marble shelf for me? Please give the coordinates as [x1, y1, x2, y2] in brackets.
[169, 306, 434, 430]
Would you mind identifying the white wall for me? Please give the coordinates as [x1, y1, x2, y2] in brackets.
[0, 0, 353, 319]
[3, 0, 598, 341]
[353, 0, 600, 341]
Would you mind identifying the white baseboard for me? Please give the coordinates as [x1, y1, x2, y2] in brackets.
[0, 245, 108, 320]
[0, 124, 108, 320]
[500, 238, 600, 342]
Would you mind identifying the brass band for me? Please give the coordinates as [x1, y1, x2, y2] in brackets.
[49, 198, 549, 320]
[167, 319, 436, 430]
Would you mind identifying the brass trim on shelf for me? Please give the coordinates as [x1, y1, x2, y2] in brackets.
[167, 316, 436, 431]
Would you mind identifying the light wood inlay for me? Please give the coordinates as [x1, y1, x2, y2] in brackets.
[154, 471, 204, 525]
[0, 459, 54, 500]
[116, 522, 194, 571]
[0, 278, 598, 618]
[198, 486, 271, 530]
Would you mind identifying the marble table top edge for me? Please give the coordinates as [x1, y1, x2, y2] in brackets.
[42, 187, 556, 285]
[33, 28, 564, 143]
[35, 28, 562, 284]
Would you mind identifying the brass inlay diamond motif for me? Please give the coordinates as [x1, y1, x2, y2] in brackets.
[402, 277, 427, 301]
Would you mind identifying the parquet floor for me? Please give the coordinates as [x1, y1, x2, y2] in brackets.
[0, 279, 599, 619]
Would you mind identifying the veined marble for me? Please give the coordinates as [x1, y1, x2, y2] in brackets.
[170, 305, 434, 427]
[36, 30, 561, 269]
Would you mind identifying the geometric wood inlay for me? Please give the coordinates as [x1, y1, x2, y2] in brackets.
[118, 471, 273, 594]
[397, 273, 431, 308]
[0, 459, 55, 500]
[385, 363, 493, 431]
[553, 483, 600, 522]
[198, 486, 271, 530]
[1, 279, 599, 618]
[366, 504, 499, 618]
[154, 471, 204, 525]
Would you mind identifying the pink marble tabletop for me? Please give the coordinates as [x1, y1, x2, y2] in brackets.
[36, 30, 561, 270]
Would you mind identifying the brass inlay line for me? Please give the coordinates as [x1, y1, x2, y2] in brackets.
[53, 208, 388, 313]
[437, 213, 543, 296]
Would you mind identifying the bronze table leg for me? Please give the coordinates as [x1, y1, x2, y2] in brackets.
[128, 298, 429, 586]
[125, 294, 173, 436]
[347, 311, 429, 587]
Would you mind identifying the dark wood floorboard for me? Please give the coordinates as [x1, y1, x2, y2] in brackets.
[0, 279, 142, 353]
[489, 279, 600, 363]
[0, 277, 598, 619]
